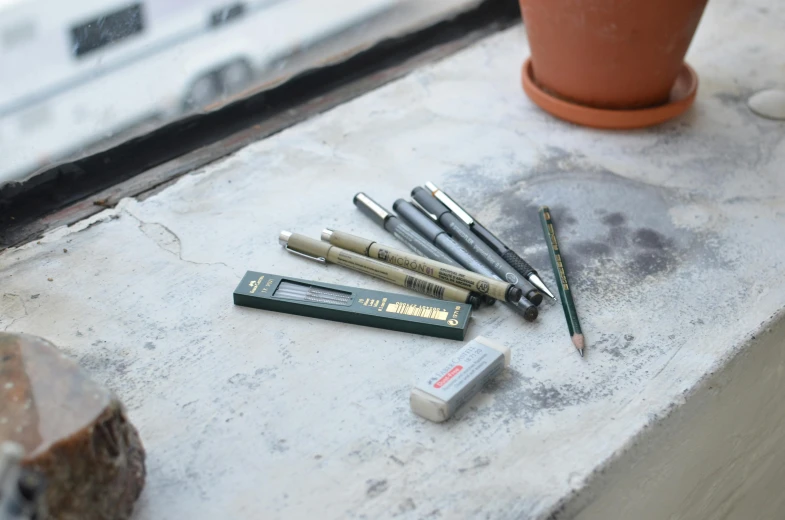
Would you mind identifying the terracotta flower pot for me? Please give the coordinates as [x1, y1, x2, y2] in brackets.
[519, 0, 708, 110]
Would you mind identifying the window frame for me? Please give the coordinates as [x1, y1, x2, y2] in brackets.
[0, 0, 519, 250]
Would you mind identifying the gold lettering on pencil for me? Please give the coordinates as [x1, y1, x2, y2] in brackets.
[548, 224, 559, 251]
[555, 254, 569, 289]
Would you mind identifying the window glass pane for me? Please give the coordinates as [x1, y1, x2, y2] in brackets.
[0, 0, 482, 186]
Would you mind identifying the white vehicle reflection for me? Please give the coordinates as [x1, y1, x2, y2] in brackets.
[0, 0, 395, 184]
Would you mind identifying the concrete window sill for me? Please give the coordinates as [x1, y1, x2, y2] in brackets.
[1, 0, 784, 518]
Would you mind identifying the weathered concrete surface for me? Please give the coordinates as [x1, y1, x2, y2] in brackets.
[1, 0, 784, 517]
[568, 318, 785, 520]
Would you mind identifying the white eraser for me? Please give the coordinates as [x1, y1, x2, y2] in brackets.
[410, 336, 510, 422]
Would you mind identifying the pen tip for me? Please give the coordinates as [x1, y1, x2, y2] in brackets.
[579, 348, 584, 358]
[528, 274, 556, 300]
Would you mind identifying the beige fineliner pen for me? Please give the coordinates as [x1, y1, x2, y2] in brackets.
[321, 229, 523, 304]
[280, 231, 483, 308]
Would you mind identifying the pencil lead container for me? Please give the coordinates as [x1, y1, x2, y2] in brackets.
[234, 271, 472, 340]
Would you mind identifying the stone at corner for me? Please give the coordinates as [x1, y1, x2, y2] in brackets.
[0, 333, 146, 520]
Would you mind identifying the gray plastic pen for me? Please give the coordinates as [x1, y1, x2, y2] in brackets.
[411, 187, 544, 307]
[354, 193, 462, 268]
[394, 198, 538, 321]
[425, 181, 555, 300]
[393, 199, 488, 273]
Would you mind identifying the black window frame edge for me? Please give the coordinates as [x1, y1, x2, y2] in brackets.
[0, 0, 520, 250]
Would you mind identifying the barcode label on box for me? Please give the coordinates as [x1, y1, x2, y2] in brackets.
[386, 302, 448, 321]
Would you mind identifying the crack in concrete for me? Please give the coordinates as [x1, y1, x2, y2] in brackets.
[2, 293, 29, 331]
[121, 209, 240, 275]
[651, 342, 686, 381]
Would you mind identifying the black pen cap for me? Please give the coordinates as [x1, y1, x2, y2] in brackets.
[506, 286, 523, 303]
[482, 295, 496, 307]
[525, 289, 543, 306]
[411, 186, 451, 218]
[354, 193, 391, 228]
[393, 199, 443, 242]
[510, 298, 538, 322]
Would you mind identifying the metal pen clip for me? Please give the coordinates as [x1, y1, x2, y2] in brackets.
[284, 246, 326, 263]
[425, 181, 474, 226]
[280, 230, 327, 263]
[409, 198, 439, 222]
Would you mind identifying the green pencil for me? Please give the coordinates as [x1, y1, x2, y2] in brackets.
[539, 206, 584, 357]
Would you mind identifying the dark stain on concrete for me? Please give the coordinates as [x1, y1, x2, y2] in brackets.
[629, 250, 675, 277]
[366, 479, 389, 498]
[444, 146, 723, 299]
[271, 438, 289, 453]
[573, 241, 611, 257]
[552, 205, 578, 227]
[633, 228, 668, 249]
[458, 456, 491, 473]
[78, 350, 121, 373]
[713, 91, 749, 107]
[593, 333, 639, 360]
[228, 368, 277, 390]
[434, 147, 734, 422]
[607, 226, 629, 248]
[602, 212, 625, 226]
[476, 369, 602, 423]
[397, 498, 416, 514]
[712, 88, 785, 132]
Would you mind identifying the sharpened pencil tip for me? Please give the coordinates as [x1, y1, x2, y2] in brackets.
[579, 348, 584, 357]
[572, 334, 585, 353]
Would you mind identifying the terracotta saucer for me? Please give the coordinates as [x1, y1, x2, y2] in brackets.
[521, 58, 698, 130]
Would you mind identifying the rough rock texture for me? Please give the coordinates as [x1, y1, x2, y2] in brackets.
[0, 333, 145, 520]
